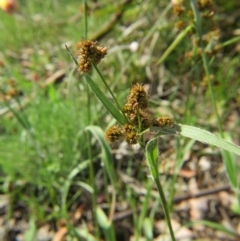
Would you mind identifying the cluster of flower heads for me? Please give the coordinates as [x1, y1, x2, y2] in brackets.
[0, 79, 21, 101]
[171, 0, 220, 57]
[105, 83, 174, 145]
[75, 40, 107, 73]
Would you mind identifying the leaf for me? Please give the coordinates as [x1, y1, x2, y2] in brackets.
[24, 217, 36, 241]
[179, 124, 240, 156]
[143, 218, 153, 240]
[146, 138, 159, 179]
[96, 207, 116, 241]
[220, 133, 238, 189]
[150, 124, 240, 156]
[84, 75, 126, 125]
[185, 220, 239, 237]
[61, 160, 90, 212]
[85, 125, 117, 186]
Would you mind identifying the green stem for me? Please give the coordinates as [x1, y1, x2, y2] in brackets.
[83, 0, 88, 39]
[190, 0, 223, 135]
[157, 24, 194, 65]
[93, 64, 122, 111]
[135, 180, 153, 241]
[146, 139, 176, 241]
[83, 1, 100, 238]
[154, 176, 176, 241]
[93, 65, 129, 123]
[87, 134, 99, 234]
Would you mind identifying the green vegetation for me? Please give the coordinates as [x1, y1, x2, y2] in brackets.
[0, 0, 240, 240]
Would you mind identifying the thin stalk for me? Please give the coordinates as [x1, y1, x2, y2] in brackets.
[146, 139, 176, 241]
[93, 64, 122, 112]
[157, 24, 194, 65]
[190, 0, 223, 135]
[87, 132, 99, 237]
[153, 176, 176, 241]
[135, 180, 153, 241]
[83, 1, 100, 238]
[83, 0, 88, 39]
[216, 35, 240, 49]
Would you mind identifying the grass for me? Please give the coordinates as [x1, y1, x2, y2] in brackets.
[0, 0, 240, 240]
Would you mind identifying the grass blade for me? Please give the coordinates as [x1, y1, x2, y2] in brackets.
[84, 75, 126, 125]
[96, 207, 116, 241]
[185, 220, 239, 238]
[85, 125, 117, 186]
[220, 134, 238, 188]
[150, 124, 240, 156]
[179, 124, 240, 156]
[24, 217, 36, 241]
[146, 138, 176, 241]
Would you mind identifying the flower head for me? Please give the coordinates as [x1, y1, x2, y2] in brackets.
[105, 125, 122, 144]
[156, 117, 174, 127]
[122, 124, 139, 145]
[75, 40, 107, 73]
[127, 83, 149, 110]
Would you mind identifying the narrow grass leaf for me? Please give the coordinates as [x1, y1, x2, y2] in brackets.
[136, 181, 153, 240]
[179, 124, 240, 156]
[96, 207, 111, 229]
[61, 160, 90, 214]
[84, 75, 126, 125]
[145, 138, 176, 241]
[150, 124, 240, 155]
[143, 218, 153, 240]
[24, 217, 36, 241]
[96, 207, 116, 241]
[220, 133, 238, 188]
[75, 181, 93, 193]
[76, 229, 97, 241]
[85, 125, 117, 186]
[146, 138, 159, 179]
[157, 24, 193, 65]
[186, 220, 239, 237]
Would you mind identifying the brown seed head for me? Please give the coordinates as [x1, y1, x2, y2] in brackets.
[156, 117, 174, 127]
[138, 109, 153, 130]
[128, 83, 149, 110]
[172, 4, 185, 16]
[122, 124, 139, 145]
[198, 0, 214, 9]
[105, 125, 122, 143]
[75, 40, 107, 73]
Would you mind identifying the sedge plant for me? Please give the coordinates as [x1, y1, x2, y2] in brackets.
[65, 29, 240, 240]
[64, 0, 240, 239]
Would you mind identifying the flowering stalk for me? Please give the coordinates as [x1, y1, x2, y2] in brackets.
[70, 38, 176, 239]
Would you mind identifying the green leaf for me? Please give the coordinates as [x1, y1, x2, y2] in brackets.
[85, 125, 117, 186]
[143, 218, 153, 240]
[157, 24, 194, 65]
[96, 207, 116, 241]
[146, 138, 159, 178]
[151, 124, 240, 156]
[185, 220, 239, 237]
[179, 124, 240, 156]
[96, 207, 111, 229]
[75, 229, 97, 241]
[61, 160, 90, 214]
[220, 133, 238, 189]
[24, 217, 36, 241]
[84, 75, 126, 125]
